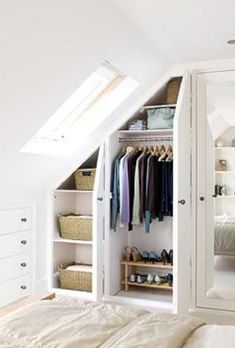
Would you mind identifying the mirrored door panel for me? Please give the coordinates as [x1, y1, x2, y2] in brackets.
[196, 70, 235, 310]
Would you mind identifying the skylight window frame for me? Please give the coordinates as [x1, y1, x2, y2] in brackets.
[34, 62, 125, 142]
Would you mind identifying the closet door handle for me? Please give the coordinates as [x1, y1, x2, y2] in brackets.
[199, 196, 205, 201]
[97, 196, 103, 201]
[21, 240, 27, 245]
[21, 217, 27, 222]
[20, 262, 27, 267]
[21, 285, 27, 290]
[178, 199, 186, 205]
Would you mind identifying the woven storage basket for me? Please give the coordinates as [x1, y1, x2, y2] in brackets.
[58, 214, 92, 241]
[75, 168, 96, 191]
[58, 262, 92, 292]
[166, 78, 181, 104]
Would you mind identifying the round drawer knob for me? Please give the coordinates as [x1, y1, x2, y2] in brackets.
[178, 199, 186, 205]
[21, 285, 27, 290]
[20, 262, 27, 267]
[21, 240, 27, 245]
[21, 218, 27, 222]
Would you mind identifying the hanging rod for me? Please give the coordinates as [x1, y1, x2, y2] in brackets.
[118, 136, 173, 143]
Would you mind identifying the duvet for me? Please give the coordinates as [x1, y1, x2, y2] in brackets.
[0, 297, 233, 348]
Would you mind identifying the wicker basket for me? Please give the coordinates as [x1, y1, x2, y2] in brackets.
[58, 262, 92, 292]
[166, 78, 181, 104]
[58, 214, 92, 241]
[75, 168, 96, 191]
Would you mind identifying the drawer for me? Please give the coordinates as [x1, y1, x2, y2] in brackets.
[0, 253, 31, 283]
[0, 231, 31, 259]
[0, 275, 31, 307]
[0, 208, 32, 235]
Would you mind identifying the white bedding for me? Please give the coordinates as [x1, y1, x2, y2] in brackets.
[184, 324, 235, 348]
[0, 297, 233, 348]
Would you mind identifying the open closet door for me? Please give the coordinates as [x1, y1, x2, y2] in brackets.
[173, 72, 191, 314]
[92, 144, 105, 301]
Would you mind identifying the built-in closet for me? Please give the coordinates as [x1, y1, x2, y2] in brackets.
[193, 68, 235, 314]
[50, 73, 191, 313]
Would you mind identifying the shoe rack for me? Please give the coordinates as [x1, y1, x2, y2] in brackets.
[121, 260, 173, 292]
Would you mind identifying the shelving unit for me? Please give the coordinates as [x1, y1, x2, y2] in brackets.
[118, 129, 173, 135]
[215, 147, 235, 150]
[121, 260, 173, 292]
[51, 149, 99, 298]
[121, 281, 172, 291]
[53, 238, 93, 245]
[141, 104, 176, 109]
[215, 196, 235, 198]
[55, 189, 93, 194]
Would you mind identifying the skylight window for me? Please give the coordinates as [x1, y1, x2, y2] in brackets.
[21, 62, 138, 156]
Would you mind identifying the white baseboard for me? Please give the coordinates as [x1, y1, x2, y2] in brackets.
[34, 278, 48, 294]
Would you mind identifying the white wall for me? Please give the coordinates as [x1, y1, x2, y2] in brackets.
[0, 0, 170, 290]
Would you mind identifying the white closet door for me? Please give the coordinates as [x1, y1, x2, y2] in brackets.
[195, 69, 235, 312]
[92, 144, 105, 301]
[173, 72, 191, 314]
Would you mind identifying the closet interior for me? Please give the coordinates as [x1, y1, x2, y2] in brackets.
[50, 76, 184, 310]
[105, 77, 182, 307]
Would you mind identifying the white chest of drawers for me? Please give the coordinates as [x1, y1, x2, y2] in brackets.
[0, 207, 33, 307]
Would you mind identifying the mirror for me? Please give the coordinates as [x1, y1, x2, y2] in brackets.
[206, 80, 235, 300]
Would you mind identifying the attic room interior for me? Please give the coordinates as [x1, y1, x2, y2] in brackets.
[1, 0, 235, 347]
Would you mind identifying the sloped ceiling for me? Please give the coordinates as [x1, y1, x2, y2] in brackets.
[111, 0, 235, 63]
[0, 0, 166, 194]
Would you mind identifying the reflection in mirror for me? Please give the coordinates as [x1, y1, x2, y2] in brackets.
[206, 81, 235, 300]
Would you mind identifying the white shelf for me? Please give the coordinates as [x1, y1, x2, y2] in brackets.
[52, 288, 94, 300]
[53, 237, 92, 245]
[142, 104, 176, 110]
[215, 196, 235, 198]
[118, 129, 173, 135]
[215, 147, 235, 150]
[215, 171, 235, 174]
[55, 190, 93, 194]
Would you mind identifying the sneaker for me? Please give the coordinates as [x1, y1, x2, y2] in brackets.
[147, 273, 154, 284]
[137, 275, 145, 283]
[129, 274, 136, 282]
[154, 274, 161, 285]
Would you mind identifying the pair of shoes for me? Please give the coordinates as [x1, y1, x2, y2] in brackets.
[129, 274, 147, 283]
[141, 250, 162, 264]
[124, 246, 140, 262]
[147, 274, 165, 285]
[161, 249, 173, 265]
[156, 273, 173, 286]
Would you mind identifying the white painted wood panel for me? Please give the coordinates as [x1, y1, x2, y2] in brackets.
[0, 208, 32, 235]
[0, 275, 31, 307]
[0, 253, 30, 283]
[0, 231, 30, 259]
[173, 72, 191, 315]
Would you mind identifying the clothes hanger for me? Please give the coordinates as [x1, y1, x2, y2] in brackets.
[126, 146, 135, 155]
[158, 145, 166, 161]
[166, 145, 173, 162]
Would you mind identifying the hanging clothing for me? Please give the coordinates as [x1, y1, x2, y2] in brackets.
[120, 155, 130, 224]
[127, 152, 140, 231]
[132, 152, 144, 225]
[139, 153, 150, 223]
[145, 155, 157, 233]
[110, 146, 173, 232]
[119, 153, 128, 225]
[111, 153, 123, 231]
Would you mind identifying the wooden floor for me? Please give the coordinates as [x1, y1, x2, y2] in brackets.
[0, 292, 55, 318]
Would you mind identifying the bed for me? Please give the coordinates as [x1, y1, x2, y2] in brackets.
[0, 297, 235, 348]
[215, 217, 235, 255]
